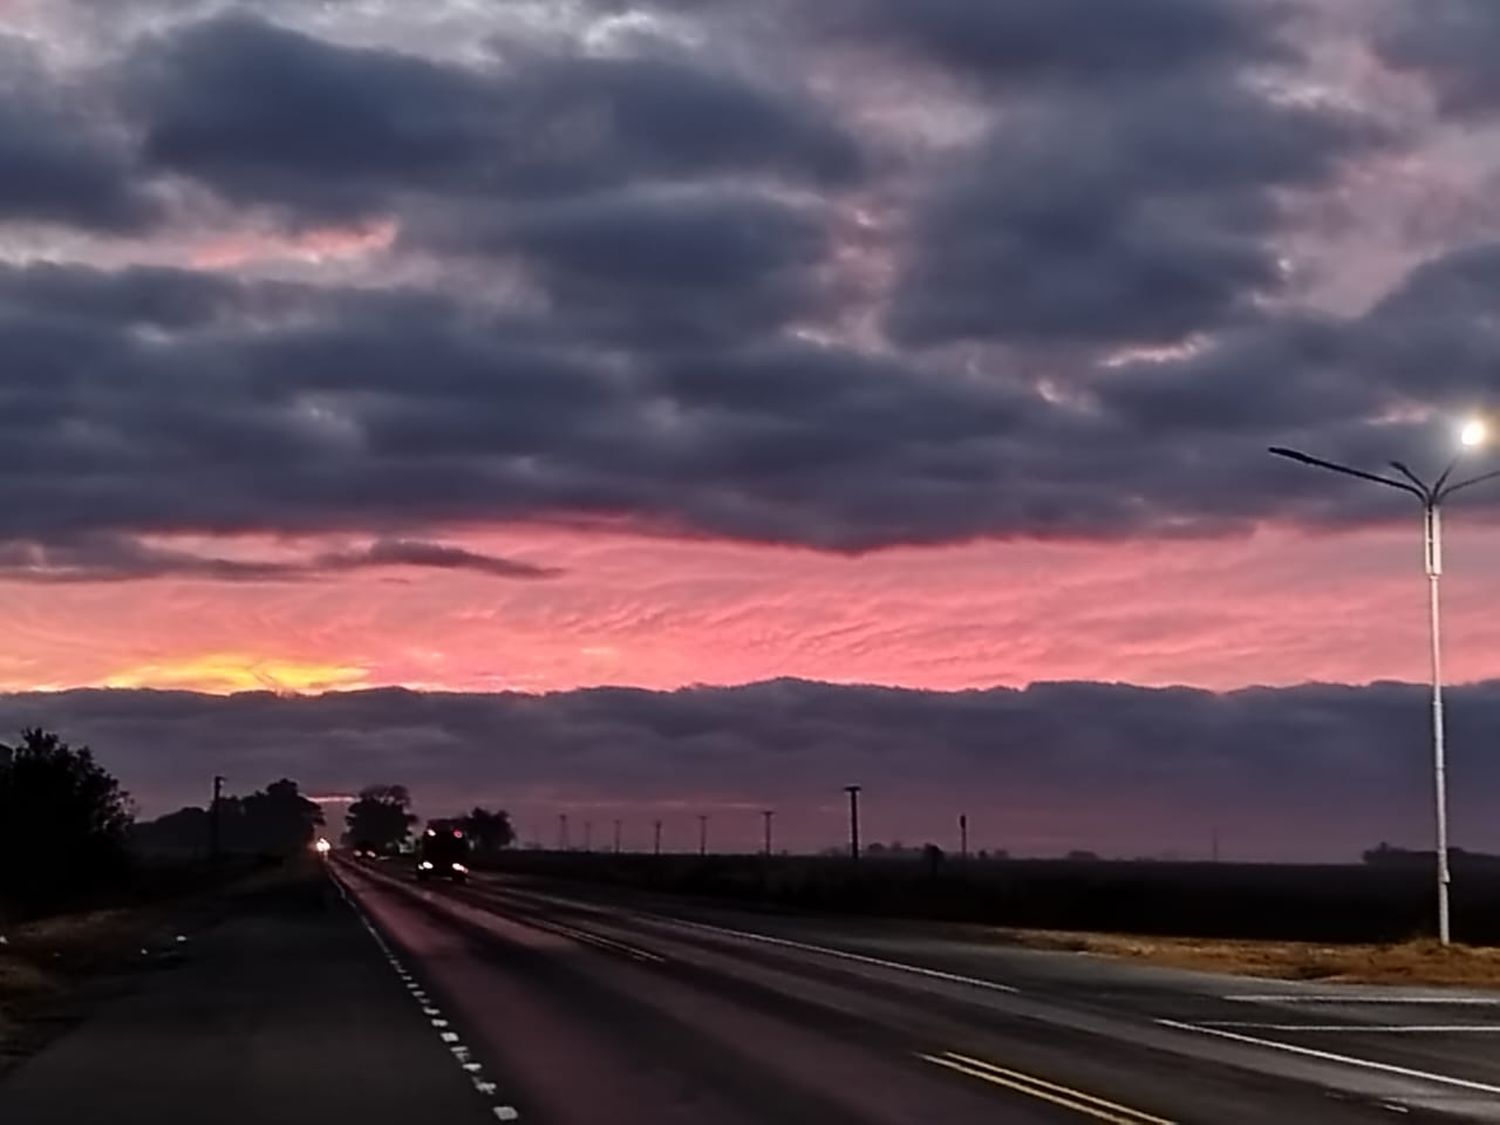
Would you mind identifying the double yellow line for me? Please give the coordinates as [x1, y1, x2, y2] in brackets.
[918, 1051, 1174, 1124]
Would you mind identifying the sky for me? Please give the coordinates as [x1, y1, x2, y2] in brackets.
[1, 0, 1500, 858]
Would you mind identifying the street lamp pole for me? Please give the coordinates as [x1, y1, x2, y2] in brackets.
[1270, 423, 1498, 946]
[762, 809, 774, 857]
[1424, 499, 1450, 946]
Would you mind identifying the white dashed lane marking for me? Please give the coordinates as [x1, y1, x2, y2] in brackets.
[332, 869, 522, 1123]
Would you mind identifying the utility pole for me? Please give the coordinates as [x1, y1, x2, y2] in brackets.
[209, 775, 225, 864]
[959, 814, 968, 863]
[763, 810, 774, 857]
[613, 819, 622, 855]
[698, 814, 708, 857]
[844, 785, 862, 861]
[558, 813, 569, 851]
[584, 820, 593, 853]
[653, 819, 663, 856]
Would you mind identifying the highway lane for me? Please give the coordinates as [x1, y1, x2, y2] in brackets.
[472, 874, 1500, 1107]
[338, 858, 1080, 1124]
[335, 857, 1482, 1123]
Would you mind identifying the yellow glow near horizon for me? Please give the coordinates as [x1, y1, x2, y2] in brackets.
[102, 653, 368, 695]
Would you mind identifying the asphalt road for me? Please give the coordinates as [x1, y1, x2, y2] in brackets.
[335, 857, 1500, 1124]
[7, 858, 1500, 1124]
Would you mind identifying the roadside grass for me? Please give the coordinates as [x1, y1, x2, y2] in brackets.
[0, 907, 159, 1070]
[995, 928, 1500, 986]
[0, 857, 321, 1073]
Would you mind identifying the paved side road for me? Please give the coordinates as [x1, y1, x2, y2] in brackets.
[0, 868, 498, 1125]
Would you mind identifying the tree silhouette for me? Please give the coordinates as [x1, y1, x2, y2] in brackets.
[0, 728, 132, 905]
[345, 784, 416, 853]
[459, 807, 515, 852]
[238, 778, 324, 856]
[131, 778, 324, 860]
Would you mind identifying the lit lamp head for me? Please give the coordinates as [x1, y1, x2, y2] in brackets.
[1460, 417, 1488, 450]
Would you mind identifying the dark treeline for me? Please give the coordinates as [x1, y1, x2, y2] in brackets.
[1363, 842, 1500, 869]
[0, 728, 132, 908]
[0, 723, 334, 918]
[344, 781, 514, 855]
[131, 778, 324, 860]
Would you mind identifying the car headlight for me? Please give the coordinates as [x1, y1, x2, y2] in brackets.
[451, 863, 468, 873]
[418, 861, 433, 870]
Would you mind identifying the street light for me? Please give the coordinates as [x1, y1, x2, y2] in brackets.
[1270, 419, 1500, 945]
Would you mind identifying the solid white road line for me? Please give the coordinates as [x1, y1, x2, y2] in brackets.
[633, 911, 1019, 994]
[1225, 995, 1500, 1005]
[1200, 1022, 1500, 1033]
[1159, 1018, 1500, 1095]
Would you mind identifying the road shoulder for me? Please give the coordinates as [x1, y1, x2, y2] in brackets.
[0, 866, 498, 1125]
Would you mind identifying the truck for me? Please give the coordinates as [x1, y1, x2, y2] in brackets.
[415, 826, 471, 883]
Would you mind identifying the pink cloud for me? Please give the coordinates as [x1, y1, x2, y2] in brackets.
[3, 521, 1499, 695]
[188, 218, 398, 270]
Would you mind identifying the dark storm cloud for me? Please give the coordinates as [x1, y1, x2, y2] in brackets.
[316, 539, 561, 579]
[0, 261, 252, 328]
[854, 0, 1391, 352]
[1376, 0, 1500, 116]
[851, 0, 1289, 85]
[0, 4, 1489, 556]
[0, 534, 559, 583]
[888, 75, 1386, 349]
[1, 247, 1497, 555]
[1099, 318, 1364, 435]
[0, 38, 158, 231]
[1097, 241, 1500, 443]
[123, 13, 861, 223]
[1354, 243, 1500, 404]
[424, 187, 833, 346]
[3, 677, 1494, 860]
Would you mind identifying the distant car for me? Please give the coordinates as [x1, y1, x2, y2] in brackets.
[415, 827, 471, 883]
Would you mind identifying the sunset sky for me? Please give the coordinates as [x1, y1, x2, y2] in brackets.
[1, 0, 1499, 858]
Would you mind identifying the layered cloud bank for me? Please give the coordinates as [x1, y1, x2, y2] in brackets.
[0, 0, 1497, 576]
[6, 676, 1494, 862]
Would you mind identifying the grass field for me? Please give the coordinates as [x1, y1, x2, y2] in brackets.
[995, 929, 1500, 984]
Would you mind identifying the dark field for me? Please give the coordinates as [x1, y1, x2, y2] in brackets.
[482, 850, 1500, 945]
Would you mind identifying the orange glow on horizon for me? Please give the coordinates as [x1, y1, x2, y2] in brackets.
[101, 653, 369, 695]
